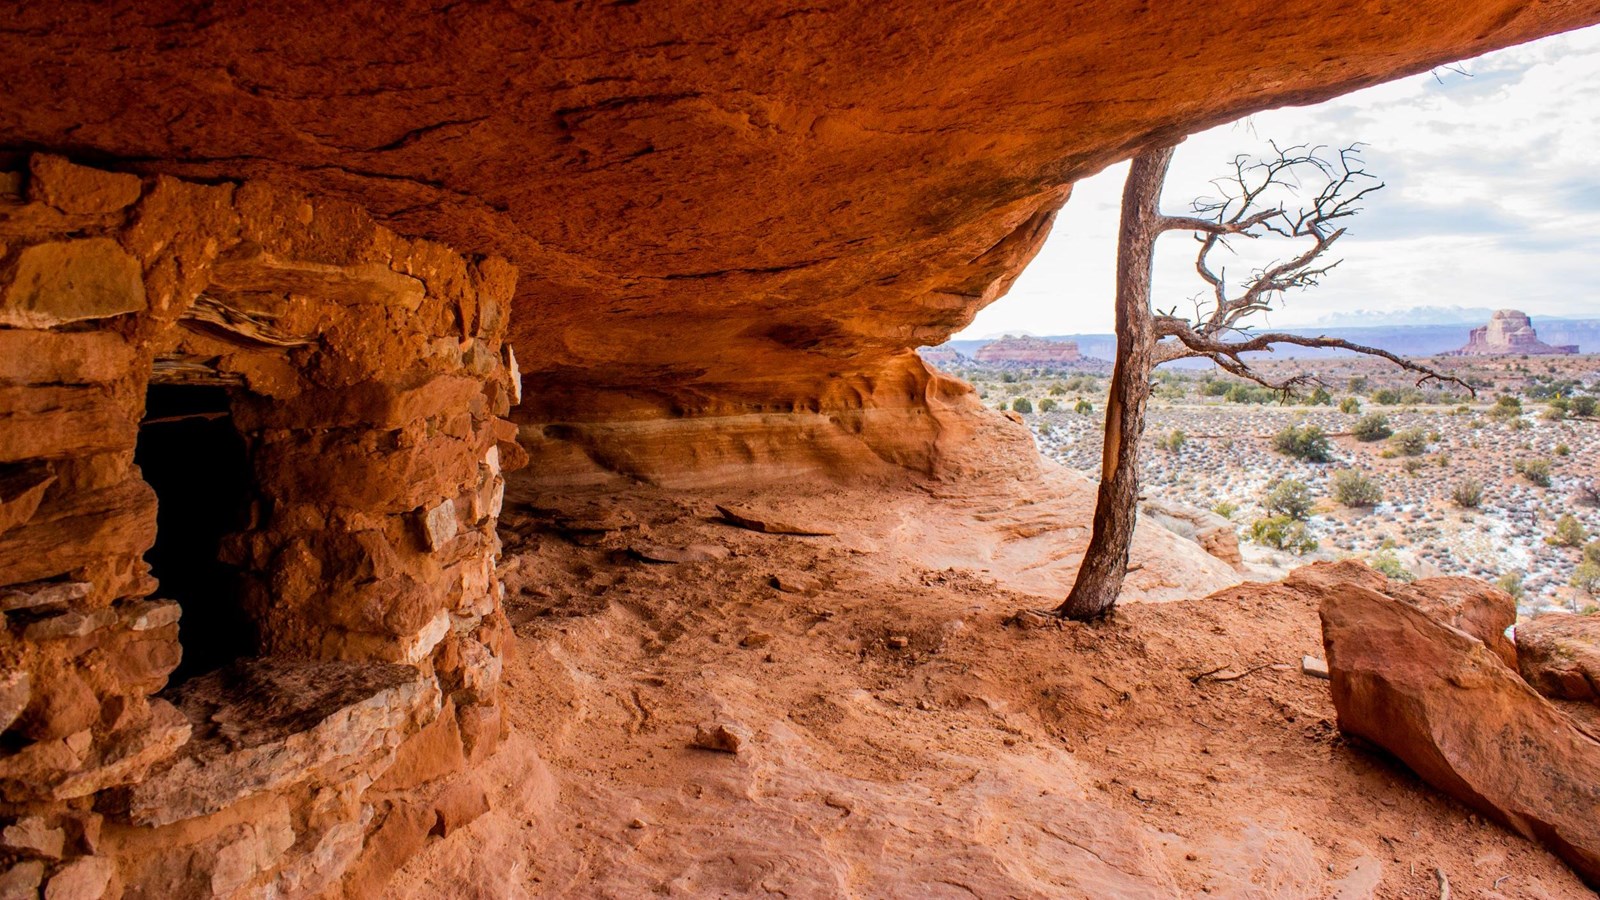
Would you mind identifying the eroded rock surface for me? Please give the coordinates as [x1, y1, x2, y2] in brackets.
[1518, 613, 1600, 703]
[1320, 586, 1600, 888]
[1, 2, 1596, 427]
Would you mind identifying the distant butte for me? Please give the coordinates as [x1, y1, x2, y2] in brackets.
[974, 335, 1083, 367]
[1449, 309, 1578, 356]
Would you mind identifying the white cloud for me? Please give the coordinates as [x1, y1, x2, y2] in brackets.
[957, 24, 1600, 338]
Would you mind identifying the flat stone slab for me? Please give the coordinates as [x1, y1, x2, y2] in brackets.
[126, 659, 438, 826]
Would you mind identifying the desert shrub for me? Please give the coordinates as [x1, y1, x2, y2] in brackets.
[1339, 397, 1361, 414]
[1272, 424, 1333, 463]
[1577, 479, 1600, 506]
[1304, 387, 1333, 406]
[1156, 429, 1187, 452]
[1401, 457, 1426, 475]
[1227, 384, 1277, 404]
[1586, 541, 1600, 567]
[1515, 457, 1553, 487]
[1488, 395, 1523, 421]
[1572, 395, 1597, 418]
[1037, 398, 1058, 413]
[1550, 514, 1588, 548]
[1211, 500, 1239, 520]
[1573, 562, 1600, 596]
[1543, 404, 1568, 422]
[1202, 380, 1232, 397]
[1048, 384, 1067, 396]
[1451, 478, 1484, 509]
[1388, 427, 1428, 457]
[1074, 399, 1094, 415]
[1369, 550, 1415, 582]
[1496, 572, 1525, 600]
[1262, 478, 1315, 521]
[1249, 516, 1319, 554]
[1556, 442, 1571, 457]
[1330, 469, 1382, 508]
[1011, 397, 1033, 414]
[1352, 413, 1392, 442]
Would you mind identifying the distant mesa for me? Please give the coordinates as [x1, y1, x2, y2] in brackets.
[973, 334, 1082, 366]
[918, 346, 968, 366]
[1447, 309, 1578, 356]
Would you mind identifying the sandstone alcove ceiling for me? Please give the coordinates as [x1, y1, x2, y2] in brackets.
[3, 0, 1597, 422]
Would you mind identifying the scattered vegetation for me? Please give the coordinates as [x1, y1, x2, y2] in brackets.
[1451, 478, 1484, 510]
[1549, 514, 1588, 548]
[1369, 550, 1415, 582]
[1351, 413, 1392, 442]
[1488, 395, 1523, 421]
[1263, 478, 1315, 521]
[1155, 429, 1187, 452]
[1496, 572, 1525, 600]
[1387, 427, 1428, 457]
[1249, 516, 1319, 554]
[1272, 424, 1333, 463]
[1011, 397, 1033, 414]
[1211, 500, 1239, 521]
[1514, 457, 1553, 488]
[1330, 469, 1382, 508]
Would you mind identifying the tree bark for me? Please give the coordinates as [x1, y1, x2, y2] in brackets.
[1054, 144, 1175, 620]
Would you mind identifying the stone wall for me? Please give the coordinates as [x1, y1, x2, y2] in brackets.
[0, 156, 521, 897]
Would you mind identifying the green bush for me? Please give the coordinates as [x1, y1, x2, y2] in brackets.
[1585, 541, 1600, 567]
[1573, 561, 1600, 596]
[1011, 397, 1033, 414]
[1330, 469, 1382, 507]
[1211, 500, 1239, 520]
[1488, 395, 1523, 421]
[1156, 429, 1187, 452]
[1352, 413, 1392, 442]
[1496, 572, 1525, 600]
[1388, 427, 1428, 457]
[1249, 516, 1319, 554]
[1451, 478, 1484, 509]
[1037, 398, 1058, 413]
[1515, 457, 1553, 487]
[1272, 424, 1333, 463]
[1369, 550, 1415, 582]
[1572, 395, 1597, 418]
[1074, 399, 1094, 415]
[1263, 478, 1315, 521]
[1304, 387, 1332, 406]
[1556, 442, 1571, 457]
[1339, 397, 1361, 414]
[1550, 514, 1588, 547]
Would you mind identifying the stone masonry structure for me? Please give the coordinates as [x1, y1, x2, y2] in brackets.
[0, 156, 521, 898]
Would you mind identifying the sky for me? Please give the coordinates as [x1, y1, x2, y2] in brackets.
[955, 23, 1600, 339]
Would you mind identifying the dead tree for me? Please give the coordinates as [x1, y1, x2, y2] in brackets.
[1054, 142, 1471, 621]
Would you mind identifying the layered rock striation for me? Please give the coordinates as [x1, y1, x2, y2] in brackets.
[972, 335, 1084, 368]
[0, 1, 1596, 449]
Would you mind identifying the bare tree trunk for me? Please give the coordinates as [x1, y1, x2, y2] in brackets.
[1054, 145, 1175, 620]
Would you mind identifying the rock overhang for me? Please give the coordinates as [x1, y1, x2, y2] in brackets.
[2, 1, 1597, 417]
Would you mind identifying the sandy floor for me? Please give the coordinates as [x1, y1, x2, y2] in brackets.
[391, 473, 1596, 899]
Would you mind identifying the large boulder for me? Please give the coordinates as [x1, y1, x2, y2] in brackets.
[1320, 586, 1600, 888]
[1290, 562, 1518, 668]
[1517, 613, 1600, 703]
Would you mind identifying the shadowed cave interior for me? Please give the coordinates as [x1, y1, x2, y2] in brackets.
[134, 384, 255, 685]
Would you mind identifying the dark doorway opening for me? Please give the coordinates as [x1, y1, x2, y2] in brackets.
[135, 384, 256, 683]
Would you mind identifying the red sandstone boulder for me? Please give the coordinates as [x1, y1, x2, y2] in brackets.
[1320, 587, 1600, 888]
[1517, 613, 1600, 703]
[1289, 563, 1518, 668]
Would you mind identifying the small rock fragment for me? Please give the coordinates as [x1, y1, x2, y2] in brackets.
[886, 635, 909, 650]
[740, 632, 774, 649]
[0, 861, 44, 898]
[770, 572, 819, 593]
[43, 855, 112, 900]
[1301, 655, 1330, 679]
[1, 817, 64, 859]
[690, 723, 749, 754]
[716, 503, 836, 536]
